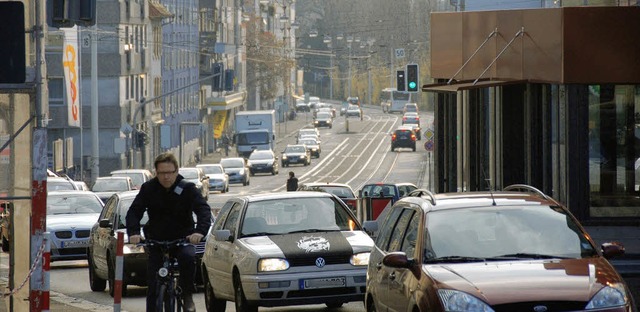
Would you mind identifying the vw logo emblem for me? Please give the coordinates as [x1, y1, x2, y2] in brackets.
[533, 306, 548, 312]
[315, 257, 326, 268]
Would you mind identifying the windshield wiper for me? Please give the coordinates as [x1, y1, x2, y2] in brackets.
[288, 228, 338, 234]
[424, 256, 487, 263]
[495, 253, 568, 259]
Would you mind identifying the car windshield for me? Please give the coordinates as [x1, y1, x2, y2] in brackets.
[348, 105, 359, 110]
[240, 197, 358, 237]
[179, 169, 199, 179]
[285, 146, 306, 153]
[300, 139, 317, 146]
[424, 205, 598, 262]
[250, 151, 273, 160]
[220, 158, 244, 168]
[112, 172, 144, 187]
[198, 165, 223, 174]
[236, 132, 269, 145]
[92, 179, 129, 192]
[48, 180, 76, 191]
[47, 194, 103, 215]
[317, 112, 332, 119]
[117, 197, 147, 229]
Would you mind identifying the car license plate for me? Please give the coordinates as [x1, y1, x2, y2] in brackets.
[301, 277, 346, 289]
[62, 240, 89, 248]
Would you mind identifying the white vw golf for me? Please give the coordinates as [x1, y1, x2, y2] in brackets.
[201, 192, 373, 312]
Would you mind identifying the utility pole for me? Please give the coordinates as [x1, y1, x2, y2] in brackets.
[91, 23, 99, 183]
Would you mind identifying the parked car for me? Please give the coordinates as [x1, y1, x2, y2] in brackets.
[298, 137, 321, 158]
[110, 169, 153, 189]
[281, 144, 311, 167]
[179, 167, 210, 200]
[220, 157, 250, 186]
[313, 111, 333, 128]
[88, 190, 211, 297]
[196, 164, 229, 193]
[363, 185, 635, 312]
[297, 182, 358, 213]
[346, 104, 362, 118]
[201, 192, 374, 311]
[390, 127, 417, 151]
[47, 190, 104, 261]
[91, 176, 136, 203]
[247, 149, 279, 176]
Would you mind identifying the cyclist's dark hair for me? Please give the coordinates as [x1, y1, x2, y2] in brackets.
[154, 152, 179, 171]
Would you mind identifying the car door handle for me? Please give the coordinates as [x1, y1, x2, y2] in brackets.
[376, 262, 383, 270]
[389, 272, 396, 281]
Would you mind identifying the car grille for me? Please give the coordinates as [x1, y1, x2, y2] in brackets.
[493, 301, 587, 312]
[54, 229, 90, 239]
[286, 286, 362, 298]
[287, 255, 351, 267]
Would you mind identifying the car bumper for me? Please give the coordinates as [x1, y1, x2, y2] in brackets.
[227, 174, 247, 184]
[209, 182, 227, 191]
[392, 141, 416, 149]
[240, 268, 367, 307]
[250, 166, 275, 173]
[282, 157, 307, 165]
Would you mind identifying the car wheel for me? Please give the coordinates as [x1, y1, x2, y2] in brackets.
[367, 300, 378, 312]
[243, 179, 248, 186]
[234, 273, 258, 312]
[1, 235, 9, 252]
[88, 256, 107, 291]
[391, 145, 394, 152]
[412, 145, 416, 152]
[326, 302, 344, 308]
[204, 270, 227, 312]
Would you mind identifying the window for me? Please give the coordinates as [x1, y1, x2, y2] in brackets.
[223, 203, 241, 236]
[387, 209, 415, 252]
[48, 78, 64, 105]
[400, 211, 420, 256]
[375, 207, 403, 250]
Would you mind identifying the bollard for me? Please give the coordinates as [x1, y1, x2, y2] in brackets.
[114, 232, 124, 312]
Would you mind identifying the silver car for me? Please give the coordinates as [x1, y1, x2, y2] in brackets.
[178, 167, 210, 200]
[196, 164, 229, 193]
[220, 157, 250, 186]
[201, 192, 373, 311]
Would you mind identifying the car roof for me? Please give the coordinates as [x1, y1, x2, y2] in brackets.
[239, 191, 336, 203]
[96, 176, 131, 180]
[196, 163, 223, 168]
[399, 189, 559, 213]
[48, 190, 99, 197]
[301, 182, 353, 189]
[111, 169, 151, 174]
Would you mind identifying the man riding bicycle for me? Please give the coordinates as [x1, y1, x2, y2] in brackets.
[126, 152, 212, 312]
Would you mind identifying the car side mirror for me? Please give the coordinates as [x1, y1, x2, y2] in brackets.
[98, 219, 112, 228]
[214, 229, 233, 242]
[601, 242, 625, 259]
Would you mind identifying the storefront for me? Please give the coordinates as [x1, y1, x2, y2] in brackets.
[425, 7, 640, 252]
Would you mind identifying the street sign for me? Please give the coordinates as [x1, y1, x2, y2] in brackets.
[120, 123, 133, 135]
[395, 48, 405, 58]
[424, 140, 434, 152]
[424, 127, 434, 141]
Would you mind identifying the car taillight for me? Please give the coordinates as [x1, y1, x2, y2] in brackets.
[391, 134, 397, 141]
[411, 134, 416, 141]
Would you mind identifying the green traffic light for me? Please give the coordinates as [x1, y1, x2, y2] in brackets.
[409, 82, 416, 89]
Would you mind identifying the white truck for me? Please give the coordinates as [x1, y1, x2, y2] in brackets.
[233, 110, 276, 158]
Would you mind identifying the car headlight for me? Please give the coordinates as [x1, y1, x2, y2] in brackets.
[300, 155, 306, 159]
[123, 243, 145, 254]
[239, 169, 245, 175]
[585, 284, 627, 309]
[258, 258, 290, 272]
[437, 289, 495, 312]
[282, 155, 288, 159]
[350, 252, 370, 266]
[311, 148, 317, 151]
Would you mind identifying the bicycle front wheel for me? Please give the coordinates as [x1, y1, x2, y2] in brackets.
[155, 284, 167, 312]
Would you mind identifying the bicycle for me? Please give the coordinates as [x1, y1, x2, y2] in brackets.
[141, 238, 192, 312]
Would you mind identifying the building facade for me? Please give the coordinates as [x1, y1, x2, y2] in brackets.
[425, 7, 640, 260]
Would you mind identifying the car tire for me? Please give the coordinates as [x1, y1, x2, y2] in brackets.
[107, 256, 127, 297]
[204, 270, 227, 312]
[412, 145, 416, 152]
[367, 300, 378, 312]
[2, 235, 9, 252]
[391, 145, 394, 152]
[234, 273, 258, 312]
[88, 256, 107, 292]
[243, 179, 248, 186]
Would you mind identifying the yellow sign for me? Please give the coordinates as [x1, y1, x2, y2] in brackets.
[213, 111, 227, 139]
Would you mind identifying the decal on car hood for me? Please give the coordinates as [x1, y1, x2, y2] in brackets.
[269, 232, 353, 258]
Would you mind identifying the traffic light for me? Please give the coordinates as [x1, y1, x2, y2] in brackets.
[47, 0, 96, 28]
[0, 2, 26, 84]
[396, 70, 405, 92]
[406, 64, 419, 92]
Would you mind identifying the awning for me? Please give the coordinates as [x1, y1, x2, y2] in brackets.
[207, 91, 246, 113]
[422, 79, 526, 93]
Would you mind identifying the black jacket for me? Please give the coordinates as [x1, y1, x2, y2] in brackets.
[286, 177, 298, 191]
[126, 175, 211, 241]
